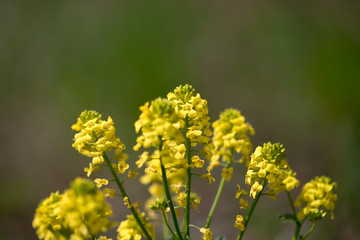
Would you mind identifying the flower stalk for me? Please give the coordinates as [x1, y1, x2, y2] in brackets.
[205, 148, 234, 229]
[103, 153, 153, 240]
[159, 144, 184, 240]
[237, 179, 266, 240]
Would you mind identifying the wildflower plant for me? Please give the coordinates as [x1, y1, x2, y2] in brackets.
[33, 84, 338, 240]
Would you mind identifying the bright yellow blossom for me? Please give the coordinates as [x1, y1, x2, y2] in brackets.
[245, 142, 299, 199]
[235, 185, 248, 199]
[295, 176, 337, 221]
[201, 169, 215, 184]
[211, 108, 254, 168]
[117, 213, 154, 240]
[94, 178, 109, 188]
[234, 215, 245, 231]
[239, 198, 249, 209]
[72, 110, 128, 176]
[200, 228, 212, 240]
[33, 178, 113, 240]
[221, 167, 233, 181]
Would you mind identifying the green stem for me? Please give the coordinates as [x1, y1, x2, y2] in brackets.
[237, 179, 266, 240]
[301, 221, 317, 240]
[102, 153, 153, 240]
[184, 116, 192, 239]
[205, 149, 234, 229]
[159, 145, 184, 240]
[162, 210, 179, 240]
[286, 190, 302, 240]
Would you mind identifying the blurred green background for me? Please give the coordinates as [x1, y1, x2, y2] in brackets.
[1, 0, 359, 239]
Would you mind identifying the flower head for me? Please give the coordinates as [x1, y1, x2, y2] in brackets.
[33, 178, 113, 240]
[72, 110, 128, 176]
[245, 142, 299, 198]
[295, 176, 337, 221]
[211, 108, 254, 168]
[117, 213, 154, 240]
[200, 228, 212, 240]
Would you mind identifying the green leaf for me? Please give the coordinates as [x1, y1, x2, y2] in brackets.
[278, 213, 297, 222]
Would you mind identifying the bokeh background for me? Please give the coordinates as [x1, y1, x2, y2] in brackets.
[1, 0, 359, 239]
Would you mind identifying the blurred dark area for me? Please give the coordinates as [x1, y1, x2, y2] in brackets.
[1, 0, 359, 239]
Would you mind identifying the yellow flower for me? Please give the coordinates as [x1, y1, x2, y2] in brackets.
[176, 192, 187, 207]
[72, 110, 128, 176]
[234, 215, 245, 231]
[167, 84, 213, 160]
[192, 155, 205, 168]
[211, 108, 255, 168]
[33, 178, 113, 240]
[127, 170, 139, 179]
[94, 178, 109, 188]
[103, 188, 116, 198]
[200, 228, 212, 240]
[84, 163, 100, 177]
[221, 167, 233, 181]
[239, 198, 249, 209]
[118, 160, 129, 173]
[245, 142, 299, 199]
[235, 185, 248, 199]
[97, 237, 112, 240]
[295, 176, 337, 221]
[117, 213, 154, 240]
[201, 169, 215, 184]
[123, 197, 131, 209]
[190, 193, 201, 211]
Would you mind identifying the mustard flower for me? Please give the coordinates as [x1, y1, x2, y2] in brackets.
[234, 215, 245, 231]
[221, 167, 233, 181]
[33, 178, 113, 240]
[134, 98, 183, 150]
[211, 108, 255, 168]
[97, 237, 112, 240]
[117, 213, 155, 240]
[201, 169, 215, 184]
[200, 228, 213, 240]
[295, 176, 337, 221]
[72, 110, 128, 176]
[167, 84, 213, 159]
[245, 142, 299, 199]
[235, 185, 248, 199]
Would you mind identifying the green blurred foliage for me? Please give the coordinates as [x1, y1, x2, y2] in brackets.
[0, 0, 359, 239]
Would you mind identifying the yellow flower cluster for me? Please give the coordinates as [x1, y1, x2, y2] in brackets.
[200, 228, 213, 240]
[167, 84, 212, 151]
[295, 176, 337, 221]
[234, 214, 245, 231]
[33, 178, 113, 240]
[72, 110, 128, 177]
[245, 142, 299, 198]
[134, 98, 183, 150]
[211, 108, 255, 169]
[133, 98, 187, 215]
[134, 85, 213, 217]
[117, 213, 155, 240]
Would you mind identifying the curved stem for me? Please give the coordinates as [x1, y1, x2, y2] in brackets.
[286, 190, 302, 240]
[205, 149, 234, 229]
[184, 116, 192, 239]
[301, 221, 317, 240]
[159, 145, 184, 240]
[102, 153, 153, 240]
[162, 210, 179, 240]
[237, 179, 266, 240]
